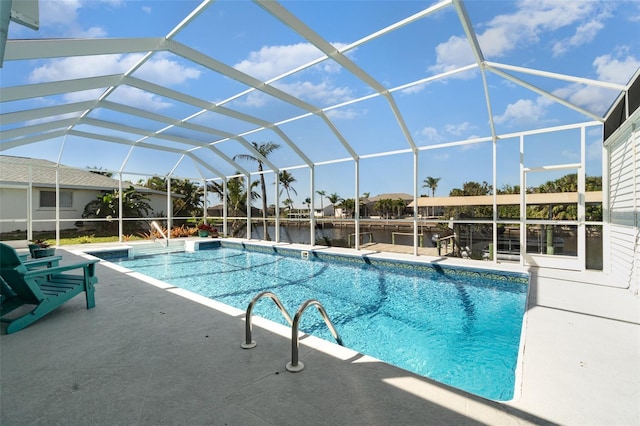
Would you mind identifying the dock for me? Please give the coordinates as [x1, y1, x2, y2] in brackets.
[361, 242, 442, 257]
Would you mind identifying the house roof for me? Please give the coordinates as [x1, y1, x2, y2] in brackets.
[367, 193, 414, 202]
[0, 155, 165, 194]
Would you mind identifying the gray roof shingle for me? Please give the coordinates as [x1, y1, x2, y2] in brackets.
[0, 156, 157, 193]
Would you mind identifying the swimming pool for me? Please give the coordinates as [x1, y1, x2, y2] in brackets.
[99, 242, 528, 401]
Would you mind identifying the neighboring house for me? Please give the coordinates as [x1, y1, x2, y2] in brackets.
[332, 193, 414, 219]
[314, 205, 334, 218]
[0, 155, 175, 233]
[363, 193, 414, 218]
[206, 204, 261, 218]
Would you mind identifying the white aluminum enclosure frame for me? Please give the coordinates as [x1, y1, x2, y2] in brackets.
[1, 0, 635, 270]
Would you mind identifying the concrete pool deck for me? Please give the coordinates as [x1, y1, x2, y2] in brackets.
[1, 242, 638, 425]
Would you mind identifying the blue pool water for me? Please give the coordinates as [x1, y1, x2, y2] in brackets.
[106, 244, 528, 401]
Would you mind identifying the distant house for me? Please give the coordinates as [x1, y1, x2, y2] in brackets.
[0, 156, 175, 232]
[206, 204, 261, 218]
[362, 193, 414, 218]
[314, 205, 334, 218]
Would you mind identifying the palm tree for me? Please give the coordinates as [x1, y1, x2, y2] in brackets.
[208, 175, 259, 236]
[374, 198, 394, 219]
[327, 192, 342, 217]
[422, 176, 441, 217]
[360, 192, 370, 217]
[304, 197, 312, 216]
[423, 176, 441, 197]
[394, 198, 407, 218]
[341, 198, 356, 218]
[140, 176, 203, 218]
[278, 170, 297, 211]
[82, 185, 151, 233]
[233, 142, 280, 241]
[316, 190, 326, 217]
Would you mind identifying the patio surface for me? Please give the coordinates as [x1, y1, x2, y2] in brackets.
[1, 243, 638, 425]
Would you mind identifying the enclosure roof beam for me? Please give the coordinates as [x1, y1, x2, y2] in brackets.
[0, 100, 95, 125]
[487, 66, 604, 122]
[0, 75, 123, 102]
[256, 0, 417, 152]
[3, 38, 166, 61]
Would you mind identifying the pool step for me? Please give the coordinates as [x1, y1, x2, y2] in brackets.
[132, 242, 185, 257]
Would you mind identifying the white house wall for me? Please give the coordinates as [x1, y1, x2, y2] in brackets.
[607, 110, 640, 296]
[0, 187, 28, 233]
[1, 185, 170, 233]
[29, 187, 110, 231]
[147, 195, 169, 218]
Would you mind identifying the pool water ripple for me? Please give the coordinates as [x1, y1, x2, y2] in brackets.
[110, 247, 527, 401]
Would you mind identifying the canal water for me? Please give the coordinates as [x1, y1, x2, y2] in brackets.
[242, 223, 602, 270]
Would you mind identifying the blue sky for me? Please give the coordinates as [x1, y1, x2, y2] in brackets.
[2, 0, 639, 207]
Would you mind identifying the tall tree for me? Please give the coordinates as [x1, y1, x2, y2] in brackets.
[360, 192, 370, 217]
[394, 198, 407, 217]
[327, 193, 342, 217]
[422, 176, 441, 217]
[82, 185, 152, 233]
[304, 197, 312, 215]
[208, 175, 259, 237]
[340, 198, 356, 218]
[316, 190, 327, 217]
[140, 176, 203, 218]
[233, 142, 280, 241]
[278, 170, 297, 211]
[374, 198, 394, 219]
[447, 181, 492, 219]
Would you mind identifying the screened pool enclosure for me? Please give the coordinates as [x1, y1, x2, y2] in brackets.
[1, 0, 639, 274]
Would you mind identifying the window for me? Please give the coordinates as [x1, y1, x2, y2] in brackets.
[39, 190, 73, 208]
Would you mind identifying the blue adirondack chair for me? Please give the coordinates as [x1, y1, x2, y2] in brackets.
[0, 242, 99, 334]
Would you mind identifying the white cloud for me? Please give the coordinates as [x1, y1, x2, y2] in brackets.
[136, 53, 202, 85]
[236, 91, 269, 108]
[552, 18, 605, 56]
[28, 53, 199, 110]
[38, 0, 123, 38]
[273, 80, 352, 105]
[494, 47, 639, 123]
[232, 43, 354, 107]
[429, 0, 609, 73]
[29, 55, 131, 83]
[444, 122, 473, 136]
[109, 87, 173, 110]
[326, 108, 361, 120]
[63, 89, 107, 103]
[29, 53, 201, 86]
[592, 51, 640, 84]
[430, 35, 474, 74]
[400, 83, 427, 95]
[418, 126, 445, 143]
[234, 43, 348, 81]
[552, 51, 640, 114]
[493, 97, 548, 126]
[26, 112, 84, 126]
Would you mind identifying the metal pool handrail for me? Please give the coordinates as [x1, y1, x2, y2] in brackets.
[151, 221, 169, 247]
[241, 291, 293, 349]
[286, 299, 344, 373]
[241, 292, 344, 372]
